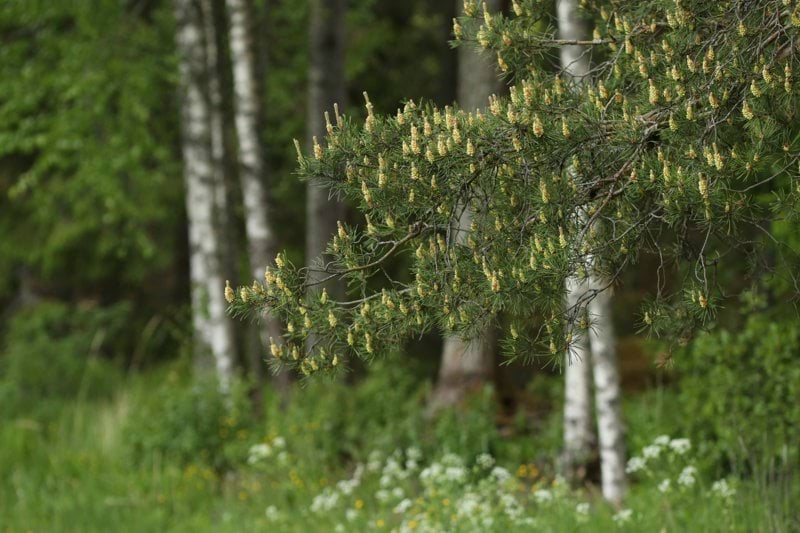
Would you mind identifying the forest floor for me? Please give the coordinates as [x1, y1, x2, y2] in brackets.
[1, 358, 796, 532]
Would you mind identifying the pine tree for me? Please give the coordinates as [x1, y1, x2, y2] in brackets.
[429, 0, 502, 414]
[229, 0, 800, 494]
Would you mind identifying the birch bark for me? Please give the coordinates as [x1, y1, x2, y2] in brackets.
[225, 0, 287, 390]
[588, 285, 626, 504]
[558, 0, 595, 481]
[174, 0, 236, 390]
[557, 0, 627, 503]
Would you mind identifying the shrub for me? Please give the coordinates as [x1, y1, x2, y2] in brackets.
[0, 301, 127, 422]
[677, 314, 800, 470]
[123, 364, 255, 471]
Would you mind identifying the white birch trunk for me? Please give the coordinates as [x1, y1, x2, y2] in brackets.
[557, 0, 626, 503]
[202, 0, 236, 279]
[562, 275, 595, 477]
[429, 0, 500, 413]
[225, 0, 287, 386]
[174, 0, 235, 390]
[588, 285, 626, 504]
[558, 0, 595, 481]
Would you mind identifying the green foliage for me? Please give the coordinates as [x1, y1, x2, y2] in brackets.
[262, 0, 463, 265]
[2, 357, 797, 531]
[0, 1, 180, 297]
[256, 358, 506, 472]
[231, 0, 800, 377]
[677, 312, 800, 469]
[0, 301, 127, 421]
[123, 365, 255, 471]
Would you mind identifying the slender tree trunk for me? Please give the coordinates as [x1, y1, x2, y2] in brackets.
[203, 0, 231, 271]
[562, 275, 596, 479]
[588, 285, 626, 504]
[559, 0, 595, 483]
[557, 0, 626, 503]
[174, 0, 236, 390]
[225, 0, 289, 393]
[203, 0, 241, 348]
[305, 0, 346, 314]
[428, 0, 501, 414]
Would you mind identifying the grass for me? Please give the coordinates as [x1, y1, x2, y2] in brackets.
[1, 363, 797, 532]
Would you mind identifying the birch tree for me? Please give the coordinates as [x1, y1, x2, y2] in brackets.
[429, 0, 501, 413]
[305, 0, 347, 310]
[557, 0, 626, 503]
[174, 0, 235, 389]
[559, 2, 594, 482]
[224, 0, 286, 386]
[203, 0, 238, 296]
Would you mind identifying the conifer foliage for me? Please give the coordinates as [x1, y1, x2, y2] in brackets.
[228, 0, 800, 376]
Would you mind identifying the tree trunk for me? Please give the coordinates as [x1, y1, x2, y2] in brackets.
[305, 0, 346, 285]
[588, 285, 626, 504]
[174, 0, 236, 390]
[557, 0, 626, 503]
[225, 0, 289, 393]
[562, 276, 596, 480]
[428, 0, 501, 414]
[305, 0, 347, 353]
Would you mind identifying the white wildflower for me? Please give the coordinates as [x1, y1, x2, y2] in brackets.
[456, 492, 480, 516]
[491, 466, 512, 483]
[394, 498, 413, 514]
[345, 509, 358, 522]
[576, 502, 590, 515]
[445, 465, 467, 483]
[273, 436, 286, 448]
[441, 453, 463, 467]
[678, 465, 697, 487]
[375, 489, 390, 502]
[367, 450, 383, 472]
[337, 478, 358, 495]
[247, 443, 272, 464]
[669, 438, 691, 455]
[500, 493, 523, 519]
[626, 456, 646, 473]
[612, 509, 634, 525]
[310, 489, 340, 513]
[392, 487, 405, 499]
[476, 453, 495, 469]
[658, 479, 671, 493]
[265, 505, 279, 521]
[533, 489, 553, 504]
[419, 463, 443, 485]
[711, 479, 736, 499]
[654, 435, 671, 446]
[406, 446, 422, 461]
[643, 445, 662, 459]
